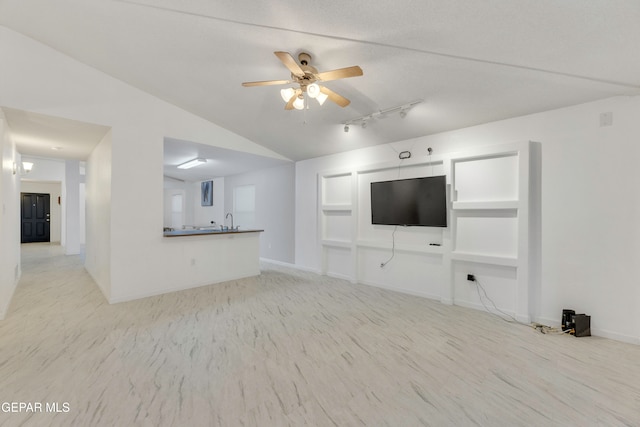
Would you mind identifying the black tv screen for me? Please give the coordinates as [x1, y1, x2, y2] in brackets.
[371, 175, 447, 227]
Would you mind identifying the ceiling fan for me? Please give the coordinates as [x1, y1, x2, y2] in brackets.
[242, 51, 363, 110]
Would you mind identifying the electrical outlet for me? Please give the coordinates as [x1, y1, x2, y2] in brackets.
[467, 274, 476, 282]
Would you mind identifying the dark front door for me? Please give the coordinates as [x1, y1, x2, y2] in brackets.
[21, 193, 50, 243]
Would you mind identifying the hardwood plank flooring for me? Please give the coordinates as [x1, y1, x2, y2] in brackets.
[1, 243, 639, 426]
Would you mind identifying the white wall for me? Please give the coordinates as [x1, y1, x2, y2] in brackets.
[20, 181, 62, 243]
[0, 26, 288, 304]
[63, 160, 81, 254]
[85, 129, 112, 299]
[193, 178, 225, 227]
[163, 177, 225, 228]
[225, 163, 295, 264]
[296, 96, 640, 344]
[0, 111, 20, 319]
[20, 156, 65, 182]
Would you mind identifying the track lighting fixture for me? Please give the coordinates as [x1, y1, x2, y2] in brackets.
[342, 100, 423, 131]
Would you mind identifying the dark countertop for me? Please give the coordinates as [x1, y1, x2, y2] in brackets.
[163, 228, 264, 237]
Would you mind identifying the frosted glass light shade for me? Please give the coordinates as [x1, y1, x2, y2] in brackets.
[316, 92, 328, 106]
[22, 162, 34, 173]
[307, 83, 320, 98]
[280, 88, 295, 102]
[293, 96, 305, 110]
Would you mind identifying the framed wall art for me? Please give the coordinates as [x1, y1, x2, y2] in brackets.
[201, 180, 213, 206]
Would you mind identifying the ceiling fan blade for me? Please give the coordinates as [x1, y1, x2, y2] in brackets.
[320, 86, 350, 107]
[274, 51, 305, 77]
[316, 66, 363, 82]
[242, 79, 291, 87]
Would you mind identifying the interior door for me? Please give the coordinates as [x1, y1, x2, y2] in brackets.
[21, 193, 51, 243]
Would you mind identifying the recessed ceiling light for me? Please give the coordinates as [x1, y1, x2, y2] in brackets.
[52, 146, 63, 150]
[177, 158, 207, 169]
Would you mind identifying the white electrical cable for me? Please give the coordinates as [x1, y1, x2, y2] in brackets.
[380, 226, 398, 268]
[474, 277, 528, 326]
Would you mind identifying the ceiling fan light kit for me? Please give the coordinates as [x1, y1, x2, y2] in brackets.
[292, 96, 305, 110]
[307, 83, 320, 98]
[242, 51, 363, 110]
[280, 87, 296, 103]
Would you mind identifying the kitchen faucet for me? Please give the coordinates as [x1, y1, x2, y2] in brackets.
[226, 213, 234, 230]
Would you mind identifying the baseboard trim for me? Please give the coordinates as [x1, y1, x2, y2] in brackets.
[326, 272, 353, 282]
[108, 271, 260, 304]
[357, 279, 441, 302]
[260, 258, 322, 275]
[259, 258, 297, 269]
[454, 299, 520, 320]
[0, 275, 20, 321]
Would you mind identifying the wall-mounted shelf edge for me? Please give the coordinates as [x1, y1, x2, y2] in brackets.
[451, 251, 518, 267]
[322, 204, 353, 212]
[321, 239, 352, 249]
[357, 240, 444, 255]
[452, 201, 519, 210]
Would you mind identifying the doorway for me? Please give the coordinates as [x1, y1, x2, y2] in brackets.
[21, 193, 51, 243]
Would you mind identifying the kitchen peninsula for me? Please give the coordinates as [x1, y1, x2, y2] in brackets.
[163, 228, 264, 237]
[161, 228, 264, 292]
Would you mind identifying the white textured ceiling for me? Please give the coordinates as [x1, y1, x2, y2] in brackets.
[163, 138, 290, 182]
[1, 0, 639, 161]
[2, 107, 110, 160]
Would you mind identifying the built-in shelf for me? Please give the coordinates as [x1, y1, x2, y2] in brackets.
[357, 240, 444, 255]
[450, 251, 518, 267]
[321, 239, 352, 249]
[322, 204, 353, 212]
[451, 201, 519, 210]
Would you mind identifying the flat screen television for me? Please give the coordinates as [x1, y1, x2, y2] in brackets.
[370, 175, 447, 227]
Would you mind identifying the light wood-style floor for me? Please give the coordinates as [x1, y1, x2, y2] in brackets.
[1, 243, 639, 426]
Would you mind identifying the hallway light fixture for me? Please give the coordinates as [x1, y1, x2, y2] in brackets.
[22, 162, 34, 174]
[177, 158, 207, 169]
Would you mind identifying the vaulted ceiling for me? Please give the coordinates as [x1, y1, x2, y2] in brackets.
[1, 0, 639, 161]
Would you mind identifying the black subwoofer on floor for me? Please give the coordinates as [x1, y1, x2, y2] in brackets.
[562, 309, 575, 331]
[573, 314, 591, 337]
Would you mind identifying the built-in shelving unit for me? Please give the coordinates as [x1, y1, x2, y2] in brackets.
[317, 141, 539, 322]
[448, 141, 538, 322]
